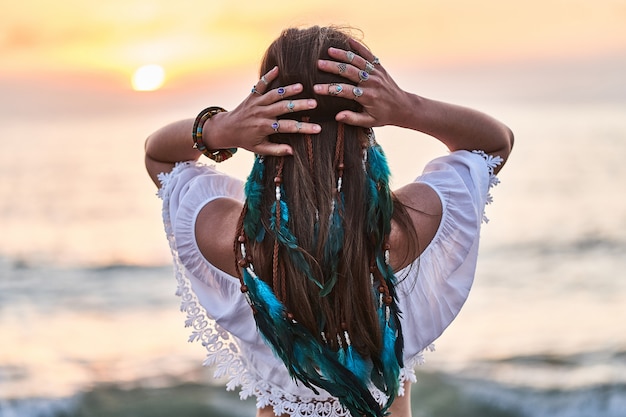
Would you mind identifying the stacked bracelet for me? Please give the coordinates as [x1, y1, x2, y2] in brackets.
[192, 106, 238, 163]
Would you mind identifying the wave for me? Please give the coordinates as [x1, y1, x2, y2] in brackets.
[0, 258, 175, 314]
[4, 370, 624, 417]
[423, 350, 626, 417]
[485, 235, 626, 257]
[0, 383, 254, 417]
[454, 378, 626, 417]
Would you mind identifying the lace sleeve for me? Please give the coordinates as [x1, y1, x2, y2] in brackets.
[471, 150, 503, 222]
[397, 150, 502, 362]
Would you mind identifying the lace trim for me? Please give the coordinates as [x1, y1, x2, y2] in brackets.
[159, 162, 435, 417]
[471, 150, 502, 223]
[173, 266, 431, 416]
[157, 161, 197, 199]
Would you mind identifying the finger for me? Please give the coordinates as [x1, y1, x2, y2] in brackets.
[313, 84, 365, 101]
[254, 143, 294, 157]
[270, 98, 317, 116]
[335, 110, 375, 128]
[327, 47, 374, 75]
[348, 38, 377, 63]
[252, 66, 278, 95]
[257, 83, 305, 105]
[267, 119, 321, 135]
[318, 58, 370, 85]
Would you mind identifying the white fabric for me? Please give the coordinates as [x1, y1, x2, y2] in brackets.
[158, 150, 500, 417]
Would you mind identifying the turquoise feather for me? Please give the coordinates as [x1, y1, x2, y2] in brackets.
[269, 187, 323, 290]
[345, 345, 369, 381]
[243, 265, 384, 416]
[381, 318, 400, 409]
[320, 195, 344, 297]
[243, 157, 265, 239]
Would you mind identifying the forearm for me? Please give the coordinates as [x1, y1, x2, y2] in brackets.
[144, 118, 206, 187]
[144, 119, 203, 164]
[401, 93, 514, 168]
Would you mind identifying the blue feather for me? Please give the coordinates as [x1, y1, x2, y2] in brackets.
[243, 157, 265, 238]
[345, 345, 369, 381]
[269, 190, 323, 290]
[381, 320, 400, 407]
[337, 346, 346, 366]
[366, 145, 391, 184]
[321, 196, 344, 297]
[255, 276, 284, 319]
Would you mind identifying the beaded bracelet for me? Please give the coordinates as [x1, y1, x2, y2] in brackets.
[192, 106, 238, 163]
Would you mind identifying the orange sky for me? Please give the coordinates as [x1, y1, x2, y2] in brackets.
[1, 0, 625, 88]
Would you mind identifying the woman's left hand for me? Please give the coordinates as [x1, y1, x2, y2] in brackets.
[313, 39, 413, 129]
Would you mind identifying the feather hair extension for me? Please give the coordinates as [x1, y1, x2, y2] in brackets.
[345, 344, 369, 381]
[269, 190, 323, 290]
[320, 194, 344, 297]
[381, 315, 400, 409]
[243, 156, 265, 239]
[361, 133, 406, 412]
[243, 265, 384, 416]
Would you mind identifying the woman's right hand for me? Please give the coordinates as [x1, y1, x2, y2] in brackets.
[205, 66, 321, 157]
[313, 39, 413, 129]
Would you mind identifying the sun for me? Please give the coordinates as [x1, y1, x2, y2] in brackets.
[131, 64, 166, 91]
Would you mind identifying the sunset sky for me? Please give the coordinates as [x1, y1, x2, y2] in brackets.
[2, 0, 625, 90]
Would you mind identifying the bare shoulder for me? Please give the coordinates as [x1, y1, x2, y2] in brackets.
[389, 182, 442, 270]
[195, 197, 243, 277]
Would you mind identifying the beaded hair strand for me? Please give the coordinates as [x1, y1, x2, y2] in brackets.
[235, 155, 383, 417]
[363, 128, 403, 409]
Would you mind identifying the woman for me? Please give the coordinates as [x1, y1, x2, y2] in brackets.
[145, 26, 513, 417]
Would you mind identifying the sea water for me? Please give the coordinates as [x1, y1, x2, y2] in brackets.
[1, 56, 625, 417]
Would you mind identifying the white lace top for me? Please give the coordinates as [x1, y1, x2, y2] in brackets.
[158, 150, 501, 417]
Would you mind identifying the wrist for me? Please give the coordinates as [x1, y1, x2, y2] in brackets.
[193, 107, 238, 163]
[202, 111, 231, 149]
[392, 91, 423, 130]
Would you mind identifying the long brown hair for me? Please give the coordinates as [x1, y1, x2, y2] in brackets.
[234, 26, 417, 403]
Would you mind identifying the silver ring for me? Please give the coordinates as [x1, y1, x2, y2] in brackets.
[251, 85, 262, 95]
[277, 87, 286, 98]
[346, 51, 355, 63]
[295, 121, 302, 132]
[337, 63, 347, 73]
[329, 83, 343, 95]
[261, 75, 269, 85]
[352, 87, 363, 98]
[287, 101, 295, 112]
[372, 56, 380, 65]
[272, 121, 280, 133]
[358, 70, 369, 83]
[364, 61, 375, 74]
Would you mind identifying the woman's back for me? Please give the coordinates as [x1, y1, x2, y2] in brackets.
[146, 24, 512, 417]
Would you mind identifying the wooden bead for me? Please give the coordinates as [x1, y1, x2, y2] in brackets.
[378, 285, 386, 293]
[286, 312, 295, 320]
[384, 295, 393, 305]
[274, 176, 282, 184]
[341, 322, 348, 330]
[240, 284, 248, 292]
[238, 235, 246, 243]
[238, 259, 248, 267]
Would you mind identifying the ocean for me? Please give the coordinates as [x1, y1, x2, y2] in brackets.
[1, 54, 625, 417]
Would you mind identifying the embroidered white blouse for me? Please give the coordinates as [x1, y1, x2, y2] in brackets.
[157, 150, 501, 417]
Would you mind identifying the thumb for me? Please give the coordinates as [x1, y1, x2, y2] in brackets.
[335, 110, 374, 128]
[254, 143, 294, 157]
